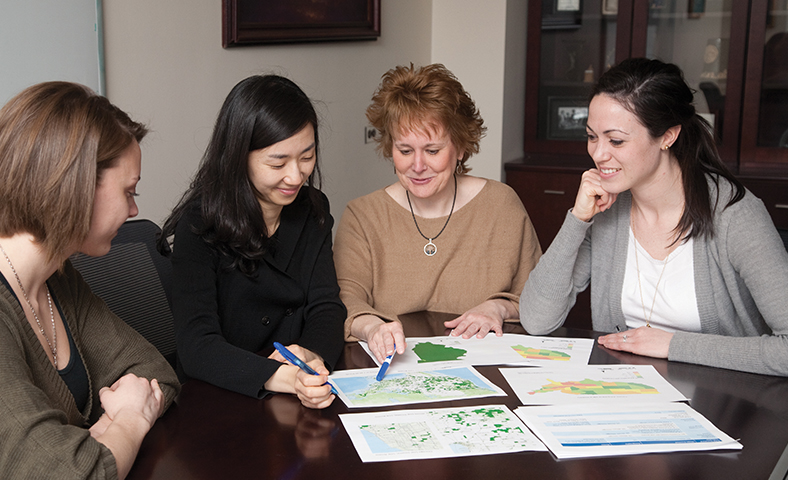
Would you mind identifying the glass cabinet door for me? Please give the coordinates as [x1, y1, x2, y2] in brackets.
[740, 0, 788, 171]
[525, 0, 621, 156]
[629, 0, 745, 166]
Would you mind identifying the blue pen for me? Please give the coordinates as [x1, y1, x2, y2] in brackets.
[273, 342, 338, 395]
[376, 344, 396, 381]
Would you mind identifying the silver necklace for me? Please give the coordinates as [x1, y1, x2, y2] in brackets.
[0, 242, 57, 368]
[630, 219, 668, 328]
[406, 174, 457, 256]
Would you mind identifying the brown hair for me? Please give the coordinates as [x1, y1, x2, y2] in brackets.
[366, 64, 486, 174]
[0, 81, 147, 263]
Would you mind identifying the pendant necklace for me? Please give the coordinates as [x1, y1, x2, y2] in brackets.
[630, 217, 668, 328]
[406, 174, 457, 256]
[0, 242, 57, 368]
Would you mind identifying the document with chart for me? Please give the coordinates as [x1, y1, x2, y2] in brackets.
[329, 365, 506, 408]
[340, 404, 547, 462]
[515, 403, 742, 459]
[360, 334, 593, 372]
[500, 365, 688, 405]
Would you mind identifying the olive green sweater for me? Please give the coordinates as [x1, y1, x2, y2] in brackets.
[0, 261, 180, 479]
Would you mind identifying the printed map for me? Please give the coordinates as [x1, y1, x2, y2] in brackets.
[340, 405, 547, 462]
[330, 366, 505, 408]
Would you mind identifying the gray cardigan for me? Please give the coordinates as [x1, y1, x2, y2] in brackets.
[520, 179, 788, 376]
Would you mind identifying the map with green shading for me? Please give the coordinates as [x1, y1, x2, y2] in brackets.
[358, 407, 532, 454]
[335, 369, 500, 407]
[528, 378, 659, 396]
[512, 345, 571, 361]
[413, 342, 467, 363]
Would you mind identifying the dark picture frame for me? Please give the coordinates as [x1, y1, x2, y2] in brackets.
[542, 0, 583, 30]
[222, 0, 381, 47]
[547, 97, 589, 140]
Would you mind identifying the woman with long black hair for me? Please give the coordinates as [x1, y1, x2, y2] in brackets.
[160, 75, 345, 408]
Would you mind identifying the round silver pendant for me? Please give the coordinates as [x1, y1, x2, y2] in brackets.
[424, 240, 437, 256]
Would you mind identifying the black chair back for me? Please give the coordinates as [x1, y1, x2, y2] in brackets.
[70, 219, 177, 367]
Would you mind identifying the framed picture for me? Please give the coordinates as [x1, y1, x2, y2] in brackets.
[602, 0, 618, 15]
[547, 97, 589, 140]
[542, 0, 583, 29]
[222, 0, 381, 47]
[688, 0, 705, 19]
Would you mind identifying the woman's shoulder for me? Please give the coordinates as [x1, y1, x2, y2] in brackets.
[465, 177, 525, 214]
[345, 187, 393, 212]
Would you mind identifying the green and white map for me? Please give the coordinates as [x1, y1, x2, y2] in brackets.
[360, 334, 594, 373]
[330, 365, 506, 408]
[340, 405, 547, 462]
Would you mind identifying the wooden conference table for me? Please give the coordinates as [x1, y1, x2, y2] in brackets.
[128, 312, 788, 480]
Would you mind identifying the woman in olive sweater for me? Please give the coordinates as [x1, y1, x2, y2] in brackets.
[0, 82, 179, 479]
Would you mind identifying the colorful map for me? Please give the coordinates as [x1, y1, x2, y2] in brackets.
[330, 366, 505, 408]
[512, 345, 571, 361]
[528, 378, 659, 396]
[412, 342, 468, 363]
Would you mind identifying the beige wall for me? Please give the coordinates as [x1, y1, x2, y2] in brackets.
[103, 0, 525, 225]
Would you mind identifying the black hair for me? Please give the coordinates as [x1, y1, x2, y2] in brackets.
[592, 57, 744, 241]
[159, 75, 325, 274]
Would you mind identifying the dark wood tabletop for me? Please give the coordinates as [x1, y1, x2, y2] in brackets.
[128, 312, 788, 480]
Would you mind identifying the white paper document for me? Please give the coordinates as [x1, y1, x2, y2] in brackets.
[329, 365, 506, 408]
[340, 404, 547, 462]
[501, 365, 689, 405]
[515, 403, 742, 459]
[361, 334, 594, 372]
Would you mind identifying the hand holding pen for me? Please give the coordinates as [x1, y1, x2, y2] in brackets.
[273, 342, 338, 395]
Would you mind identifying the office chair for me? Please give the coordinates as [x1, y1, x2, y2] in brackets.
[70, 219, 177, 368]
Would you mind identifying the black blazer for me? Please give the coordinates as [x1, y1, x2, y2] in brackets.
[171, 188, 346, 398]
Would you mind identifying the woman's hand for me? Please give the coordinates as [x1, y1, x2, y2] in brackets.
[354, 315, 406, 364]
[572, 169, 618, 222]
[597, 326, 674, 359]
[445, 298, 518, 339]
[267, 345, 335, 409]
[294, 362, 335, 409]
[98, 374, 164, 429]
[265, 360, 335, 409]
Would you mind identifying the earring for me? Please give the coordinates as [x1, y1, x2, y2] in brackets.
[661, 144, 670, 151]
[455, 161, 463, 175]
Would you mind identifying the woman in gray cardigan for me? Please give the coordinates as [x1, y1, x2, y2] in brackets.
[520, 58, 788, 377]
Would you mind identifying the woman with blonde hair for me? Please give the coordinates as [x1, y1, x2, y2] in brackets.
[0, 82, 180, 478]
[334, 64, 541, 362]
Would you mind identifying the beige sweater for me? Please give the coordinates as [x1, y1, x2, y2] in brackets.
[334, 179, 541, 340]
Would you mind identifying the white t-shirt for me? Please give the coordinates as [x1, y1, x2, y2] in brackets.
[621, 228, 701, 333]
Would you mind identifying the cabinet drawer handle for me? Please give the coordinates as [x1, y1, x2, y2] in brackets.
[776, 204, 788, 210]
[544, 190, 565, 195]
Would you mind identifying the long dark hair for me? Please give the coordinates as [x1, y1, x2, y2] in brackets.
[592, 58, 744, 241]
[159, 75, 325, 274]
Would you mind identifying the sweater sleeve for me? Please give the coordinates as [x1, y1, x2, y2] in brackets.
[62, 263, 180, 417]
[668, 195, 788, 376]
[0, 311, 117, 479]
[334, 202, 399, 341]
[484, 183, 542, 311]
[519, 210, 593, 334]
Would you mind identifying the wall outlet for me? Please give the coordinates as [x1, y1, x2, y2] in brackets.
[364, 126, 378, 144]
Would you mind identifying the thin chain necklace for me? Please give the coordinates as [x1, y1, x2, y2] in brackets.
[630, 217, 669, 328]
[0, 242, 57, 368]
[406, 174, 457, 256]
